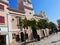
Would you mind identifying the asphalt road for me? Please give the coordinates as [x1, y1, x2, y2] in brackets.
[27, 32, 60, 45]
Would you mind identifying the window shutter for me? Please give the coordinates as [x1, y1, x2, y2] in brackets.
[0, 16, 5, 23]
[0, 4, 4, 10]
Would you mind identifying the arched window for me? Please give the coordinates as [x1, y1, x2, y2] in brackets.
[0, 16, 5, 23]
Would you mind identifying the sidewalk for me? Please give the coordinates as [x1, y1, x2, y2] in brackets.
[14, 39, 36, 45]
[14, 33, 57, 45]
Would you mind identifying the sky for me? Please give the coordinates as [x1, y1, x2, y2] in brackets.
[8, 0, 60, 25]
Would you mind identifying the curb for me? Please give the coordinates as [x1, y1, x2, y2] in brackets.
[20, 40, 37, 45]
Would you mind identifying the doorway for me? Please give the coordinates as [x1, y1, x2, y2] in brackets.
[0, 35, 6, 45]
[21, 32, 24, 42]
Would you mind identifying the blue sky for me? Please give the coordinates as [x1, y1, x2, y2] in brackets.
[8, 0, 60, 25]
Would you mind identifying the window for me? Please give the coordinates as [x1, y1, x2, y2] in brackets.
[16, 16, 21, 29]
[0, 4, 4, 11]
[12, 18, 14, 21]
[12, 33, 16, 39]
[0, 16, 5, 24]
[29, 12, 31, 14]
[16, 16, 20, 25]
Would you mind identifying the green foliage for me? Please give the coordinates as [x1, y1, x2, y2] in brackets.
[57, 19, 60, 26]
[23, 18, 37, 31]
[47, 22, 56, 29]
[37, 19, 48, 29]
[18, 18, 56, 31]
[30, 19, 37, 30]
[18, 18, 22, 26]
[22, 18, 28, 28]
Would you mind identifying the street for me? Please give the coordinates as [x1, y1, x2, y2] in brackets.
[27, 32, 60, 45]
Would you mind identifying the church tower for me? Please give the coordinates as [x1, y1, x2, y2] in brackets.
[18, 0, 25, 11]
[18, 0, 34, 19]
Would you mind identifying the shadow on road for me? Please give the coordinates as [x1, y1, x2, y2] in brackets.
[51, 40, 60, 43]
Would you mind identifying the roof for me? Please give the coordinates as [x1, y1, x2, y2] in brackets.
[33, 14, 41, 17]
[24, 5, 34, 10]
[7, 7, 25, 13]
[0, 0, 8, 5]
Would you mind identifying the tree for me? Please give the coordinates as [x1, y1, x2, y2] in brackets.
[26, 19, 38, 40]
[37, 19, 48, 29]
[22, 18, 28, 29]
[57, 19, 60, 30]
[47, 22, 56, 33]
[18, 18, 30, 42]
[30, 19, 38, 39]
[17, 17, 25, 42]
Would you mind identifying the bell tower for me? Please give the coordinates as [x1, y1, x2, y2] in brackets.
[18, 0, 24, 11]
[23, 0, 32, 8]
[18, 0, 34, 19]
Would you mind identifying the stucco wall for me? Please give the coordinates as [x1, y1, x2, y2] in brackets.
[25, 8, 34, 20]
[0, 3, 8, 26]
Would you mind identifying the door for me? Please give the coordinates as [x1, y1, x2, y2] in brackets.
[0, 35, 6, 45]
[21, 32, 24, 42]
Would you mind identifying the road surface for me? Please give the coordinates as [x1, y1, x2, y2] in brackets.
[27, 32, 60, 45]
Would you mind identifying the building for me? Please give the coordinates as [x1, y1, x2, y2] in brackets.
[7, 0, 34, 45]
[0, 0, 49, 45]
[0, 0, 9, 45]
[33, 11, 49, 38]
[33, 11, 48, 21]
